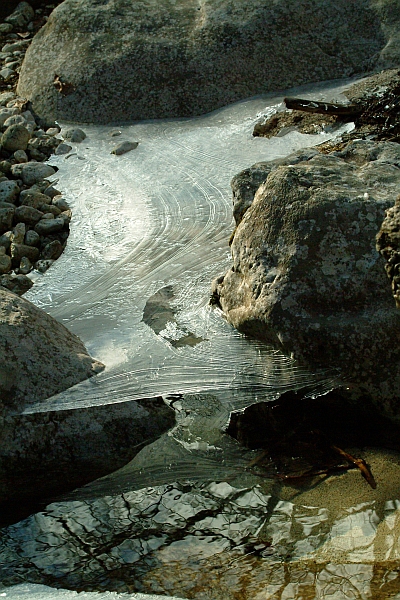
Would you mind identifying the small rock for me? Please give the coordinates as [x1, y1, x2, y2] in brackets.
[35, 259, 54, 273]
[0, 202, 15, 233]
[10, 162, 56, 185]
[4, 115, 27, 128]
[0, 107, 19, 126]
[0, 251, 11, 274]
[34, 217, 65, 235]
[39, 203, 61, 216]
[20, 190, 48, 208]
[41, 239, 63, 260]
[5, 2, 35, 28]
[111, 141, 138, 155]
[14, 205, 44, 225]
[52, 196, 70, 211]
[0, 231, 12, 250]
[63, 128, 86, 143]
[1, 41, 30, 54]
[0, 273, 33, 295]
[19, 256, 32, 275]
[0, 68, 16, 82]
[10, 242, 40, 267]
[43, 184, 61, 198]
[0, 180, 20, 204]
[28, 148, 47, 161]
[0, 92, 15, 107]
[109, 130, 121, 137]
[11, 222, 25, 244]
[55, 142, 72, 155]
[0, 161, 11, 174]
[0, 24, 13, 34]
[24, 229, 39, 246]
[13, 149, 28, 163]
[2, 124, 31, 152]
[46, 127, 61, 136]
[41, 212, 55, 220]
[60, 209, 72, 225]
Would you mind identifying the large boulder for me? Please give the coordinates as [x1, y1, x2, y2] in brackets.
[16, 0, 400, 123]
[0, 288, 104, 413]
[213, 140, 400, 420]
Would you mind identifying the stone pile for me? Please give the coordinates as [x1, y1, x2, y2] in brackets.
[0, 2, 73, 295]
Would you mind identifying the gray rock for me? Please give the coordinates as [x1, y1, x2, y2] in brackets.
[0, 203, 15, 234]
[1, 124, 30, 152]
[11, 222, 25, 244]
[43, 184, 61, 198]
[10, 162, 56, 185]
[214, 140, 400, 420]
[0, 273, 32, 295]
[15, 0, 400, 123]
[39, 203, 61, 216]
[46, 127, 61, 136]
[3, 114, 27, 128]
[0, 107, 19, 126]
[0, 249, 11, 274]
[10, 242, 39, 267]
[51, 195, 70, 211]
[14, 205, 44, 225]
[55, 142, 72, 155]
[111, 141, 138, 155]
[4, 2, 35, 28]
[63, 127, 86, 143]
[0, 288, 104, 411]
[34, 258, 54, 273]
[20, 189, 49, 208]
[40, 239, 63, 260]
[0, 68, 15, 82]
[0, 180, 20, 204]
[34, 216, 65, 235]
[13, 149, 28, 163]
[0, 231, 12, 251]
[0, 24, 13, 34]
[24, 229, 39, 246]
[18, 256, 32, 275]
[0, 92, 15, 107]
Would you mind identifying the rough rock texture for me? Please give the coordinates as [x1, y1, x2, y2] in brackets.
[377, 193, 400, 307]
[0, 288, 104, 413]
[213, 140, 400, 419]
[16, 0, 400, 123]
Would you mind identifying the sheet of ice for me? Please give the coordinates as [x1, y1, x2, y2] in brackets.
[23, 79, 355, 416]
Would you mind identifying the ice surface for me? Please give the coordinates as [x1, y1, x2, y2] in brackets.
[1, 583, 183, 600]
[23, 79, 355, 415]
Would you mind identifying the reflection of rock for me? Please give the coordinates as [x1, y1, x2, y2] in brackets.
[16, 0, 398, 123]
[143, 285, 203, 348]
[213, 141, 400, 419]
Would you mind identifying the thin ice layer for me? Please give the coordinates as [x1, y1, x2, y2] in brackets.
[24, 79, 355, 415]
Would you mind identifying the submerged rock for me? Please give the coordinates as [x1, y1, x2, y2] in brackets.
[213, 140, 400, 419]
[16, 0, 399, 123]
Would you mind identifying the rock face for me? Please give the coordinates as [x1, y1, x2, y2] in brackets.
[213, 140, 400, 419]
[0, 288, 104, 413]
[16, 0, 400, 123]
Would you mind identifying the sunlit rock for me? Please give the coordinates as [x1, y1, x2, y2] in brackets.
[214, 140, 400, 419]
[16, 0, 399, 123]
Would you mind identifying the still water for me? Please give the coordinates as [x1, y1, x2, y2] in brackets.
[1, 78, 400, 599]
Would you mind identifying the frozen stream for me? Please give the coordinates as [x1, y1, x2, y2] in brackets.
[2, 79, 400, 599]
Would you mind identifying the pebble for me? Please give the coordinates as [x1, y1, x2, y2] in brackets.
[111, 141, 139, 155]
[11, 162, 56, 185]
[0, 68, 15, 81]
[10, 242, 39, 267]
[34, 217, 65, 235]
[0, 180, 20, 203]
[14, 205, 44, 225]
[13, 149, 28, 163]
[0, 107, 18, 125]
[12, 222, 26, 244]
[63, 127, 87, 143]
[1, 124, 31, 151]
[52, 196, 70, 211]
[4, 114, 27, 127]
[46, 127, 60, 136]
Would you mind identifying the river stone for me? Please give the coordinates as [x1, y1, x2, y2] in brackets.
[0, 288, 104, 412]
[40, 239, 63, 260]
[11, 222, 25, 244]
[18, 256, 32, 274]
[0, 107, 18, 126]
[4, 2, 35, 28]
[63, 127, 86, 143]
[34, 216, 64, 235]
[0, 273, 32, 295]
[3, 114, 27, 128]
[34, 258, 54, 273]
[1, 124, 30, 152]
[14, 204, 43, 225]
[0, 92, 15, 106]
[0, 249, 11, 274]
[0, 202, 15, 234]
[10, 242, 39, 267]
[213, 140, 400, 421]
[13, 149, 28, 163]
[10, 161, 56, 185]
[24, 229, 39, 246]
[15, 0, 399, 123]
[0, 231, 12, 251]
[111, 141, 138, 155]
[0, 180, 19, 204]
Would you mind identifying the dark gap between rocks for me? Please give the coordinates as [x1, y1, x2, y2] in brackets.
[227, 390, 400, 486]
